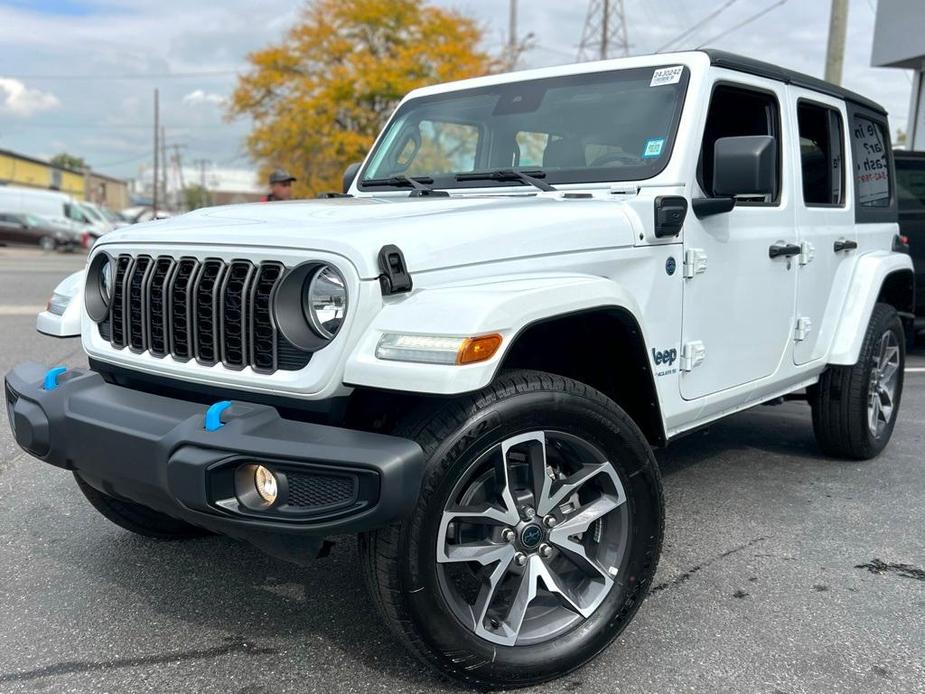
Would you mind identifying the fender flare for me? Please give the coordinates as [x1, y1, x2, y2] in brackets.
[343, 273, 651, 396]
[828, 251, 913, 365]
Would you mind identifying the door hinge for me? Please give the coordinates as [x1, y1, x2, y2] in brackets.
[680, 341, 706, 372]
[682, 249, 708, 279]
[799, 241, 815, 266]
[794, 316, 813, 341]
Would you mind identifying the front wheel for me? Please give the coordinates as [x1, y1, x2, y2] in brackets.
[359, 370, 663, 688]
[811, 302, 904, 459]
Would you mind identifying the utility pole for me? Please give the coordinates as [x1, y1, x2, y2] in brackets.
[824, 0, 849, 85]
[160, 126, 168, 211]
[152, 88, 159, 217]
[172, 144, 187, 211]
[577, 0, 629, 62]
[507, 0, 517, 69]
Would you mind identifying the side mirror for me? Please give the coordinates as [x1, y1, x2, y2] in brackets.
[342, 162, 362, 194]
[712, 135, 777, 198]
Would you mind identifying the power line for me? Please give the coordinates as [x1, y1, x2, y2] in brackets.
[656, 0, 741, 52]
[0, 69, 239, 81]
[695, 0, 789, 48]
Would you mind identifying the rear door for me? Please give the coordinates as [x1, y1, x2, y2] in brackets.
[789, 90, 855, 365]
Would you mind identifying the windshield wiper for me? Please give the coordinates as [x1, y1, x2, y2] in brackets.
[455, 169, 557, 192]
[362, 175, 435, 191]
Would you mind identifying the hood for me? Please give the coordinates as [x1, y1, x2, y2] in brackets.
[98, 195, 637, 279]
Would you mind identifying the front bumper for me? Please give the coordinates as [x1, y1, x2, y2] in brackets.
[4, 362, 424, 564]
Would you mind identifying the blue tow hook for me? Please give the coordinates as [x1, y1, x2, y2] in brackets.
[204, 401, 233, 432]
[43, 366, 68, 391]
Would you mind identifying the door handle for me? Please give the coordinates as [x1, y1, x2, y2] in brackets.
[768, 242, 802, 259]
[834, 239, 858, 253]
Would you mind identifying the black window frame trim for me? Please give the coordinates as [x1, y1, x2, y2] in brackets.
[357, 65, 691, 192]
[795, 96, 847, 210]
[696, 79, 784, 208]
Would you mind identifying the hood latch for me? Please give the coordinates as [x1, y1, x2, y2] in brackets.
[378, 244, 413, 296]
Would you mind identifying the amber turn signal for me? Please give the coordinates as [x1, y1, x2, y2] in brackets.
[456, 334, 503, 365]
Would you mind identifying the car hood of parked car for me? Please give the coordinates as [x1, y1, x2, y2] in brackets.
[96, 195, 639, 279]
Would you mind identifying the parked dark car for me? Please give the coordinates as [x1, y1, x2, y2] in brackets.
[0, 212, 79, 251]
[895, 151, 925, 330]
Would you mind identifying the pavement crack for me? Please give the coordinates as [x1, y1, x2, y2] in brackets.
[855, 558, 925, 581]
[0, 637, 278, 684]
[649, 536, 768, 595]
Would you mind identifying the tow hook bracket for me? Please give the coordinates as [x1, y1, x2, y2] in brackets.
[204, 400, 233, 432]
[43, 366, 67, 391]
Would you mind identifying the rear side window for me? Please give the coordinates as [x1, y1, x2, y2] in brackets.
[851, 115, 890, 207]
[797, 101, 844, 206]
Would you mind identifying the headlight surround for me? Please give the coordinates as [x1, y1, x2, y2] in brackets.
[303, 264, 347, 339]
[99, 257, 113, 304]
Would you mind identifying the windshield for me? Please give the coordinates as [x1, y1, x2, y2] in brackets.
[360, 65, 689, 191]
[81, 204, 105, 222]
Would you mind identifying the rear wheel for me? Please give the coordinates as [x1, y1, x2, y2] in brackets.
[811, 303, 904, 459]
[38, 236, 56, 252]
[74, 473, 210, 539]
[359, 370, 663, 688]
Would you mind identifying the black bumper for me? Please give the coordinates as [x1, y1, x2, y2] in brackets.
[4, 362, 425, 564]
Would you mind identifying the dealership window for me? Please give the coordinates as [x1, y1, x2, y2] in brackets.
[850, 115, 890, 207]
[698, 85, 781, 204]
[797, 102, 844, 206]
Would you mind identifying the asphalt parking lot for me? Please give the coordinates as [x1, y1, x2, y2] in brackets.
[0, 247, 922, 694]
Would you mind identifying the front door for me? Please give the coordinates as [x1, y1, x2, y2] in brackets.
[681, 77, 797, 400]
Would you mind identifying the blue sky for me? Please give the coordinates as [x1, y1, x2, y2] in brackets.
[0, 0, 915, 194]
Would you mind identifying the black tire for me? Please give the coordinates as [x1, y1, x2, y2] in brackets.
[811, 303, 904, 460]
[38, 236, 56, 252]
[74, 473, 210, 540]
[359, 369, 663, 689]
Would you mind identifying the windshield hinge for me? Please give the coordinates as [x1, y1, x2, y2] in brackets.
[609, 185, 640, 197]
[378, 244, 413, 296]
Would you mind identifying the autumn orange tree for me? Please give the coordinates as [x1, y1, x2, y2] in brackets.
[229, 0, 494, 196]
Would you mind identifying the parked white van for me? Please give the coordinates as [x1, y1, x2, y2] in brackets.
[0, 185, 91, 233]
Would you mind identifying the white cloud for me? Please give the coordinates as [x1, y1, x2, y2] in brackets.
[0, 77, 60, 117]
[182, 89, 227, 107]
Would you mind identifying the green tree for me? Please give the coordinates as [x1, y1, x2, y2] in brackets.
[50, 153, 87, 171]
[229, 0, 494, 195]
[183, 184, 212, 211]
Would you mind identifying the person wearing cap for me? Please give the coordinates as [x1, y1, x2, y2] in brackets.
[262, 169, 297, 202]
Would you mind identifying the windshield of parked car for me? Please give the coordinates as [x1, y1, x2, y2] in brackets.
[359, 65, 689, 191]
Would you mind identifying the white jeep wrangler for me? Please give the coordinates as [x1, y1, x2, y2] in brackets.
[6, 50, 913, 688]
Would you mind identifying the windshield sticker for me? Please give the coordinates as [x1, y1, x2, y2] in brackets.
[643, 138, 665, 158]
[650, 66, 683, 87]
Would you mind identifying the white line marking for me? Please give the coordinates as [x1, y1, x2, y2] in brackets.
[904, 367, 925, 373]
[0, 305, 43, 316]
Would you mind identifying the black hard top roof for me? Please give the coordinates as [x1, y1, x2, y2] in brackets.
[700, 49, 887, 116]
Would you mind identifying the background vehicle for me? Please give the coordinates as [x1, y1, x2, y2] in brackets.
[5, 51, 912, 689]
[895, 149, 925, 333]
[0, 212, 80, 250]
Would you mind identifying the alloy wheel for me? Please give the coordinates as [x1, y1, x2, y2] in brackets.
[435, 430, 629, 646]
[868, 330, 900, 437]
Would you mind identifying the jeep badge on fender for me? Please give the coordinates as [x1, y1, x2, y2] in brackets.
[6, 49, 911, 689]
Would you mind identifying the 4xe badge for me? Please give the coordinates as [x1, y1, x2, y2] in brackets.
[652, 346, 678, 378]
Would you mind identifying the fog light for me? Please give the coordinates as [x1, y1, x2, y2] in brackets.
[254, 465, 278, 504]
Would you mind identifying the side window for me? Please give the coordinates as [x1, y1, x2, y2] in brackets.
[797, 101, 845, 206]
[850, 115, 890, 207]
[402, 120, 480, 177]
[698, 85, 781, 204]
[896, 159, 925, 212]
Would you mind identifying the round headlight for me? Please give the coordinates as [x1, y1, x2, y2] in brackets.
[99, 257, 113, 304]
[304, 265, 347, 339]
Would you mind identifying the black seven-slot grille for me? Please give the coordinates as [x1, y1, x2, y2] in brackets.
[99, 254, 312, 373]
